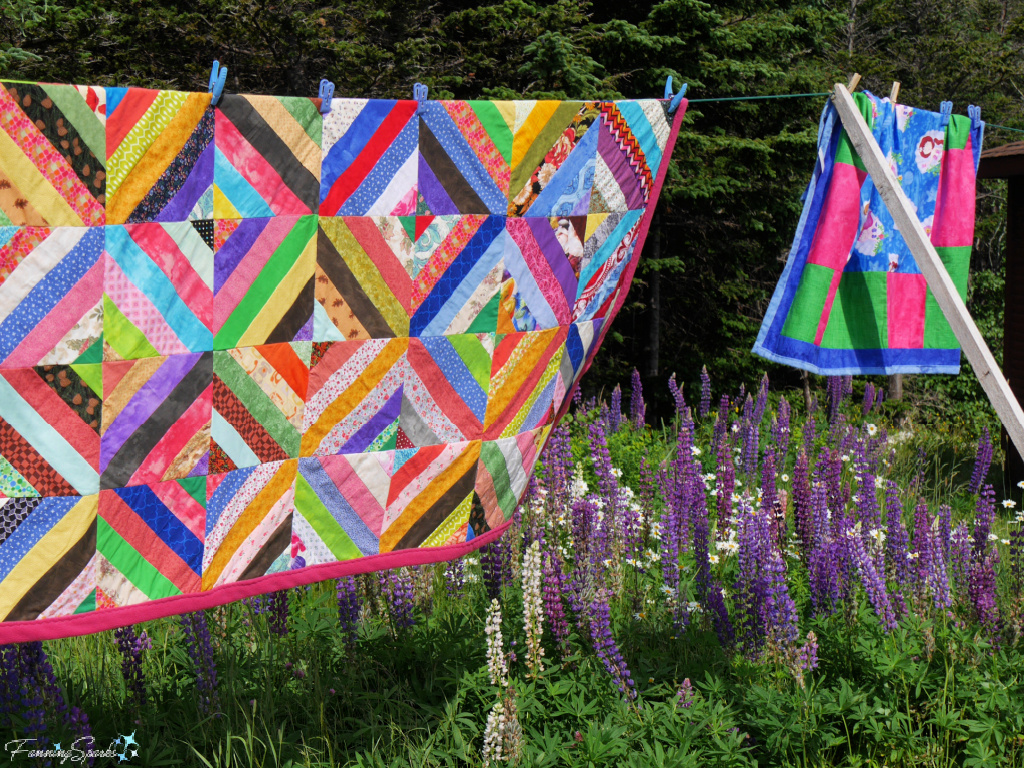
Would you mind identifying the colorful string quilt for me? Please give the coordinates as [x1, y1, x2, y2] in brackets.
[0, 81, 685, 641]
[753, 92, 983, 374]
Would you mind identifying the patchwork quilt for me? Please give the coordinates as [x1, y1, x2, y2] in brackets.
[0, 81, 685, 640]
[753, 92, 983, 374]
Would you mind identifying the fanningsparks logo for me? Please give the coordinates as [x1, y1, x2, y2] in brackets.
[5, 731, 139, 763]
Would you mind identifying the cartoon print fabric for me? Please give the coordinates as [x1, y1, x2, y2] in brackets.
[753, 92, 983, 374]
[0, 81, 685, 641]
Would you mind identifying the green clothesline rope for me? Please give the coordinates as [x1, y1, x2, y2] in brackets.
[687, 91, 1024, 136]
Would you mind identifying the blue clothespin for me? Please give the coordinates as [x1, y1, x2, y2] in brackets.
[414, 83, 428, 114]
[968, 104, 982, 130]
[665, 79, 687, 114]
[208, 60, 227, 106]
[318, 79, 335, 115]
[939, 100, 953, 127]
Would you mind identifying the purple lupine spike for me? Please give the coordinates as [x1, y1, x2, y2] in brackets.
[862, 383, 876, 416]
[630, 368, 646, 429]
[69, 706, 95, 765]
[669, 373, 686, 418]
[337, 576, 361, 646]
[913, 499, 951, 610]
[733, 498, 773, 655]
[741, 395, 758, 478]
[792, 451, 813, 552]
[854, 440, 882, 537]
[808, 540, 842, 617]
[181, 611, 220, 716]
[589, 589, 636, 699]
[267, 590, 289, 637]
[542, 546, 571, 658]
[848, 524, 898, 632]
[1011, 517, 1024, 596]
[972, 485, 996, 561]
[545, 424, 574, 516]
[874, 386, 885, 410]
[765, 550, 798, 651]
[713, 394, 730, 455]
[481, 539, 508, 601]
[380, 568, 416, 630]
[826, 376, 842, 423]
[884, 481, 911, 613]
[948, 523, 972, 591]
[639, 457, 657, 541]
[114, 625, 150, 706]
[753, 374, 769, 424]
[609, 385, 622, 433]
[938, 504, 952, 565]
[968, 552, 1000, 637]
[968, 428, 994, 495]
[444, 558, 466, 599]
[761, 452, 781, 545]
[716, 434, 736, 539]
[773, 397, 791, 466]
[699, 366, 711, 419]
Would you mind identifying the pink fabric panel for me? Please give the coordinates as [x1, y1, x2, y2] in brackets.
[806, 162, 866, 270]
[887, 272, 927, 348]
[931, 143, 976, 248]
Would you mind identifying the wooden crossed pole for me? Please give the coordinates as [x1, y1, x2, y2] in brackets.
[830, 81, 1024, 460]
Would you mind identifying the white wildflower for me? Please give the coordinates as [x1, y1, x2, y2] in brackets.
[1003, 499, 1017, 509]
[691, 446, 702, 456]
[866, 423, 878, 436]
[1002, 539, 1011, 546]
[709, 554, 720, 565]
[521, 541, 545, 677]
[841, 454, 851, 463]
[781, 474, 790, 483]
[485, 599, 509, 687]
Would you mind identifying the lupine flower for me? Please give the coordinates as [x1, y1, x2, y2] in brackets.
[848, 524, 898, 632]
[541, 546, 571, 658]
[773, 396, 791, 466]
[968, 428, 993, 495]
[485, 598, 509, 687]
[379, 568, 416, 631]
[884, 481, 911, 613]
[114, 625, 150, 707]
[337, 576, 361, 647]
[630, 368, 645, 428]
[753, 374, 769, 425]
[677, 678, 695, 708]
[181, 611, 220, 716]
[267, 590, 289, 637]
[444, 558, 467, 600]
[669, 373, 687, 418]
[521, 541, 545, 677]
[862, 383, 876, 416]
[609, 385, 622, 433]
[481, 540, 509, 601]
[589, 589, 636, 699]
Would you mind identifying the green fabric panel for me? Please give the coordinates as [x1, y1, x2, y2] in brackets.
[280, 96, 322, 147]
[0, 209, 12, 226]
[103, 294, 160, 360]
[0, 455, 38, 497]
[214, 352, 299, 452]
[75, 335, 103, 364]
[821, 271, 888, 349]
[41, 83, 106, 168]
[294, 474, 362, 561]
[215, 215, 316, 347]
[400, 216, 417, 243]
[923, 292, 959, 349]
[366, 419, 398, 452]
[69, 363, 102, 399]
[936, 245, 971, 298]
[447, 333, 491, 393]
[834, 93, 874, 171]
[945, 113, 971, 151]
[177, 475, 206, 507]
[470, 101, 513, 163]
[781, 263, 834, 343]
[97, 518, 181, 600]
[467, 291, 499, 334]
[479, 441, 516, 517]
[511, 101, 582, 196]
[74, 589, 96, 613]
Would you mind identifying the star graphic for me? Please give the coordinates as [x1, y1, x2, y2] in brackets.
[54, 743, 61, 751]
[112, 736, 123, 747]
[122, 732, 138, 749]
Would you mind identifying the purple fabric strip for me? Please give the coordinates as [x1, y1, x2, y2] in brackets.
[100, 353, 201, 470]
[598, 125, 642, 206]
[189, 452, 210, 477]
[156, 142, 214, 223]
[418, 154, 458, 215]
[214, 218, 267, 293]
[529, 217, 579, 309]
[339, 386, 403, 453]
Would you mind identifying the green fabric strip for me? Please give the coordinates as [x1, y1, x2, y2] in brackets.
[946, 113, 972, 151]
[479, 441, 516, 517]
[69, 363, 102, 399]
[74, 590, 96, 614]
[782, 263, 834, 343]
[103, 295, 160, 360]
[467, 291, 499, 334]
[216, 216, 316, 347]
[470, 101, 513, 163]
[295, 474, 362, 561]
[447, 333, 491, 393]
[214, 352, 299, 452]
[97, 518, 182, 600]
[75, 335, 103, 364]
[280, 96, 322, 147]
[41, 83, 106, 168]
[177, 475, 206, 507]
[821, 271, 888, 349]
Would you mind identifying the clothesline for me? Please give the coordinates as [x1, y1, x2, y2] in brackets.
[686, 91, 1024, 135]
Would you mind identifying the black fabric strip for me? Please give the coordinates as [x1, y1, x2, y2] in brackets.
[314, 229, 395, 338]
[393, 463, 477, 550]
[6, 519, 96, 622]
[419, 119, 486, 213]
[239, 514, 292, 580]
[267, 276, 314, 344]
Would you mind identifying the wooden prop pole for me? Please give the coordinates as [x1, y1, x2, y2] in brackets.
[830, 82, 1024, 458]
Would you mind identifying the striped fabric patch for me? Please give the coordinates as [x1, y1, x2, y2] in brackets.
[214, 95, 321, 218]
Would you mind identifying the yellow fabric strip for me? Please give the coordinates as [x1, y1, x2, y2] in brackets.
[247, 96, 321, 179]
[511, 101, 560, 170]
[0, 127, 82, 226]
[236, 235, 316, 347]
